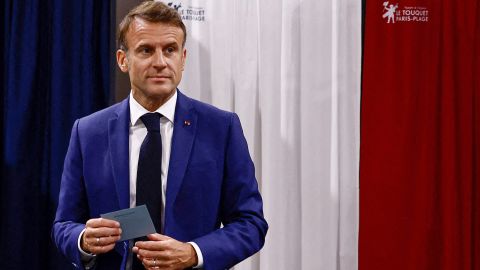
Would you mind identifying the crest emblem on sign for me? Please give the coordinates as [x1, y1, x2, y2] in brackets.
[382, 2, 399, 23]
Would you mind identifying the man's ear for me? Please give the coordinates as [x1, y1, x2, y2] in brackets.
[181, 48, 187, 71]
[116, 49, 129, 73]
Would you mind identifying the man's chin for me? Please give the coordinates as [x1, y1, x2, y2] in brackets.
[146, 87, 176, 99]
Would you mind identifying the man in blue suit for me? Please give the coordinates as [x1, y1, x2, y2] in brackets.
[52, 2, 267, 269]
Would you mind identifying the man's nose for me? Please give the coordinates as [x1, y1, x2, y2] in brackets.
[152, 52, 167, 68]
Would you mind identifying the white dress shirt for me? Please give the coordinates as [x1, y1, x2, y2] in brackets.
[128, 90, 176, 224]
[78, 91, 203, 269]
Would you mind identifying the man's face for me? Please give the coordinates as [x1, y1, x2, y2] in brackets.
[117, 18, 186, 109]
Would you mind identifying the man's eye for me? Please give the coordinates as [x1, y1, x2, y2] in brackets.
[166, 47, 175, 54]
[140, 47, 152, 54]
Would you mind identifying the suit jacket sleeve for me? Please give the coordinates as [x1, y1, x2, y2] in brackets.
[192, 113, 268, 270]
[52, 119, 89, 270]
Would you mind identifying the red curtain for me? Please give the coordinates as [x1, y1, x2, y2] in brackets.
[360, 0, 480, 269]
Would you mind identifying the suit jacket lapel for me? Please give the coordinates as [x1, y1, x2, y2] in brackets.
[108, 98, 130, 210]
[165, 91, 197, 232]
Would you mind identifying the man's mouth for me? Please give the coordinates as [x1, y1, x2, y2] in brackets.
[147, 75, 171, 81]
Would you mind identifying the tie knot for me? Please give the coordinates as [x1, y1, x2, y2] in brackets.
[141, 113, 161, 132]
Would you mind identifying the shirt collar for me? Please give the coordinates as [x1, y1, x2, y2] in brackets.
[129, 90, 177, 126]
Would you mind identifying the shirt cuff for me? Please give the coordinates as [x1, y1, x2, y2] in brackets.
[188, 242, 204, 268]
[78, 228, 97, 269]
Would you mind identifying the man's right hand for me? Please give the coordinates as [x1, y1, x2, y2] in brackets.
[81, 218, 122, 254]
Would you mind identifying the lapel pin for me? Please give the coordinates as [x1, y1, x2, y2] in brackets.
[184, 120, 191, 126]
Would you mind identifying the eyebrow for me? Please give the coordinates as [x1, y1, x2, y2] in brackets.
[134, 42, 154, 49]
[163, 41, 180, 48]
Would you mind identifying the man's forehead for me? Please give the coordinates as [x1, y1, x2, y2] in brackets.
[126, 17, 184, 45]
[129, 17, 181, 35]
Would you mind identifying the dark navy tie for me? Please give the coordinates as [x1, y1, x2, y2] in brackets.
[136, 112, 163, 233]
[133, 113, 163, 270]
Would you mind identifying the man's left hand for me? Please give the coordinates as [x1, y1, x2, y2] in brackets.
[133, 233, 198, 270]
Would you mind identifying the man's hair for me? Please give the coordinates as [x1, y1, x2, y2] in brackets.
[117, 1, 187, 50]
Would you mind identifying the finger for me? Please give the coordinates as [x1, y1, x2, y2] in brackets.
[146, 233, 170, 241]
[135, 251, 155, 263]
[85, 232, 121, 247]
[145, 259, 174, 269]
[141, 257, 166, 269]
[86, 218, 120, 228]
[141, 258, 170, 270]
[86, 236, 102, 247]
[89, 235, 121, 246]
[85, 227, 122, 238]
[135, 239, 172, 251]
[88, 243, 116, 254]
[136, 248, 165, 259]
[137, 248, 180, 262]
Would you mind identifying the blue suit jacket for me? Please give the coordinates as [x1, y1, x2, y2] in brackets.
[53, 90, 268, 270]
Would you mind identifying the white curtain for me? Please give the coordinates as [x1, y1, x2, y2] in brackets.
[174, 0, 361, 269]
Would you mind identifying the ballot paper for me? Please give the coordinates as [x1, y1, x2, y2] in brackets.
[101, 205, 156, 241]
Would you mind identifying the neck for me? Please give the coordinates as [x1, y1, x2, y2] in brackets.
[132, 90, 175, 112]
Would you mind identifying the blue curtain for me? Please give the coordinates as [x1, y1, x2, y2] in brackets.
[1, 1, 112, 269]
